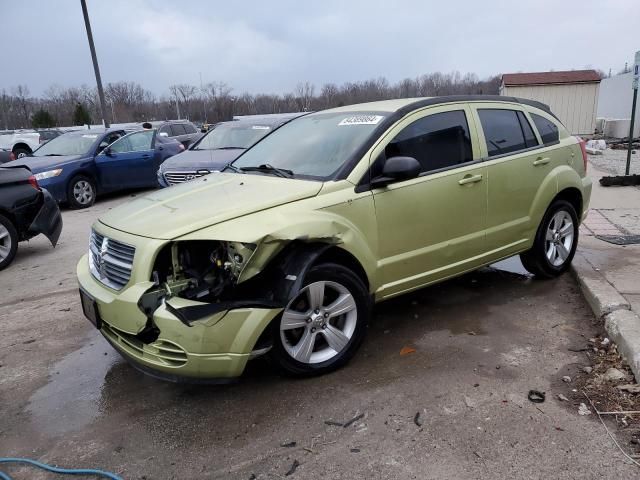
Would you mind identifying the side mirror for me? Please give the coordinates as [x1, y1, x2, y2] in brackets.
[370, 156, 421, 188]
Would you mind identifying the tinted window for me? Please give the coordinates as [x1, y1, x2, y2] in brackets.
[170, 124, 187, 136]
[517, 112, 538, 148]
[158, 125, 172, 136]
[183, 123, 197, 134]
[530, 113, 559, 144]
[385, 110, 473, 173]
[478, 109, 529, 157]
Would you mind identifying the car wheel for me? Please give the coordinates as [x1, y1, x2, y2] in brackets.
[0, 214, 19, 271]
[520, 199, 579, 278]
[269, 262, 371, 377]
[13, 147, 30, 158]
[67, 175, 96, 209]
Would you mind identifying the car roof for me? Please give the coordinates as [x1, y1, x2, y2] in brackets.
[320, 95, 554, 117]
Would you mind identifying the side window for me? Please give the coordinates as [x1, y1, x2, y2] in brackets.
[170, 124, 187, 136]
[109, 136, 132, 153]
[158, 125, 172, 137]
[530, 113, 559, 144]
[98, 132, 123, 151]
[385, 110, 473, 174]
[127, 131, 154, 151]
[183, 123, 197, 134]
[478, 109, 528, 157]
[517, 112, 539, 148]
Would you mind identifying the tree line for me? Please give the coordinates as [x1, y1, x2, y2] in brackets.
[0, 71, 500, 130]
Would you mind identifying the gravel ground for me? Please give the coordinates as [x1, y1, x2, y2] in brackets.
[588, 148, 640, 176]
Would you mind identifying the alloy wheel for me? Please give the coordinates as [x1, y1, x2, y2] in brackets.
[545, 210, 574, 267]
[73, 180, 94, 205]
[280, 281, 357, 364]
[0, 224, 12, 262]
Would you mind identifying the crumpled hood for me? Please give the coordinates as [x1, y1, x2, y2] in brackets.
[2, 154, 85, 172]
[99, 172, 323, 240]
[159, 148, 245, 172]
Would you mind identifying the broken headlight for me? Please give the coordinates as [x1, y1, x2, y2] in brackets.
[152, 240, 256, 302]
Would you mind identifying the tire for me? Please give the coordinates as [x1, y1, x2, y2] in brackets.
[520, 199, 579, 278]
[0, 214, 19, 271]
[269, 262, 371, 377]
[67, 175, 96, 209]
[13, 147, 30, 158]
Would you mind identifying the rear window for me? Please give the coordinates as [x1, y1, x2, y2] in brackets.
[183, 123, 197, 134]
[170, 124, 187, 136]
[478, 109, 529, 157]
[530, 113, 560, 144]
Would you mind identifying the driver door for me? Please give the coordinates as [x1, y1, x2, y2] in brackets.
[96, 130, 156, 190]
[370, 105, 488, 299]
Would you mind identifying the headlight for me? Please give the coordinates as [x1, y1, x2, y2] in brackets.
[34, 169, 63, 180]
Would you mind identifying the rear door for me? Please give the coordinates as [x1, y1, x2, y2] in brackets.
[96, 130, 156, 189]
[472, 104, 559, 259]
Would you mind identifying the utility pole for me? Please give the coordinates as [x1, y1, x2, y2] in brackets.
[80, 0, 109, 128]
[626, 50, 640, 176]
[200, 72, 207, 124]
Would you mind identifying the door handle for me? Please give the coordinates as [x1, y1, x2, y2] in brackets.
[533, 157, 550, 166]
[141, 154, 151, 159]
[458, 174, 483, 185]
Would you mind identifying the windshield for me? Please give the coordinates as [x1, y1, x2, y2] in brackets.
[231, 112, 388, 179]
[33, 133, 98, 156]
[194, 123, 272, 150]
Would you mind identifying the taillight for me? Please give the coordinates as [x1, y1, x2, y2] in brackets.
[576, 136, 588, 173]
[28, 175, 41, 190]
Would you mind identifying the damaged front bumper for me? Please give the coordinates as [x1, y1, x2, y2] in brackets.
[77, 254, 282, 381]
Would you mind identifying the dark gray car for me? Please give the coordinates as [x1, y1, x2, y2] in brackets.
[154, 120, 200, 149]
[157, 113, 304, 187]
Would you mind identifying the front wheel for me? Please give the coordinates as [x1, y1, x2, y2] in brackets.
[269, 263, 371, 377]
[67, 175, 96, 209]
[520, 199, 579, 278]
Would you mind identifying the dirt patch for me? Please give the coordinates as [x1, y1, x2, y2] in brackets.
[570, 333, 640, 454]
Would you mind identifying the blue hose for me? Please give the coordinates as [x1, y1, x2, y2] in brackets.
[0, 458, 123, 480]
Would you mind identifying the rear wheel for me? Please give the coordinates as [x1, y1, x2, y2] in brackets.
[269, 263, 370, 377]
[67, 175, 96, 209]
[13, 146, 30, 158]
[0, 214, 18, 270]
[520, 199, 579, 278]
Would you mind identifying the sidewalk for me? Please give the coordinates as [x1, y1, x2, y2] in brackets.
[572, 161, 640, 379]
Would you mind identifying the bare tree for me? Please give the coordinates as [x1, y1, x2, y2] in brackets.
[294, 81, 315, 111]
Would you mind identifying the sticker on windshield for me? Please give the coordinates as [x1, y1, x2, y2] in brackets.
[82, 134, 98, 138]
[252, 125, 270, 130]
[338, 115, 384, 126]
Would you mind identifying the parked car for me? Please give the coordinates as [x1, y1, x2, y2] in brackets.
[0, 129, 63, 159]
[77, 95, 591, 382]
[157, 114, 304, 187]
[2, 129, 182, 209]
[152, 120, 200, 149]
[0, 166, 62, 270]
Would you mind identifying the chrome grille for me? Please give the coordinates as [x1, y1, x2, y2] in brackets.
[89, 230, 135, 290]
[163, 171, 206, 186]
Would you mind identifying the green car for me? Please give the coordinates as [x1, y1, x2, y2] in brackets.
[77, 95, 592, 381]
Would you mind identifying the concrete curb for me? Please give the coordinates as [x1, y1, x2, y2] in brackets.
[571, 253, 640, 381]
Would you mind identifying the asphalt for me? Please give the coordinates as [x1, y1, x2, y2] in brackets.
[1, 188, 638, 479]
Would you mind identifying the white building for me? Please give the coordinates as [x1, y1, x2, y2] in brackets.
[500, 70, 601, 135]
[596, 72, 640, 138]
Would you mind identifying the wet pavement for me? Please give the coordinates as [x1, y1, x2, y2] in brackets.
[1, 192, 637, 479]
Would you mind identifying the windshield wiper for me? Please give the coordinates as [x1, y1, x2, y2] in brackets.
[224, 163, 243, 173]
[44, 154, 61, 156]
[240, 164, 294, 178]
[215, 146, 244, 150]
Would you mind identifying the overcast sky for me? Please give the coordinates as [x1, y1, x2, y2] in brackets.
[2, 0, 637, 97]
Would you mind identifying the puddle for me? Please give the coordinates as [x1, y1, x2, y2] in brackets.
[489, 256, 532, 277]
[26, 333, 124, 436]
